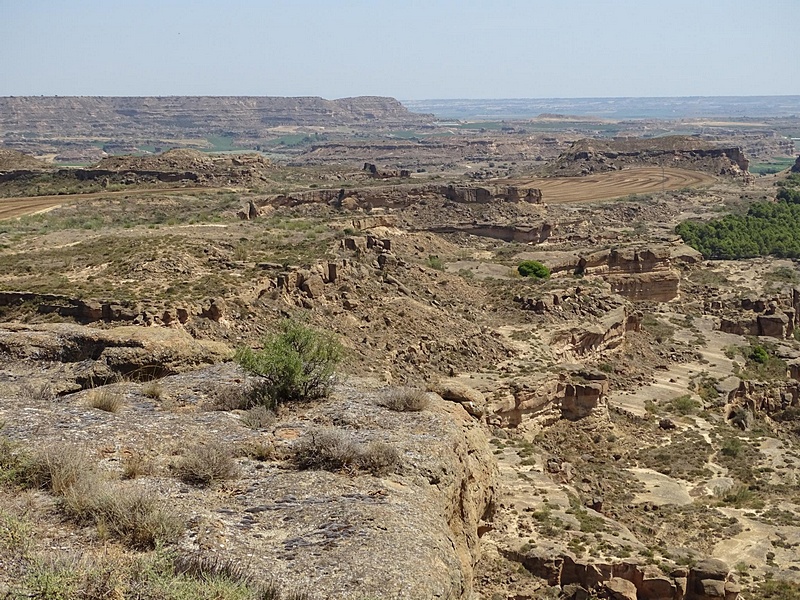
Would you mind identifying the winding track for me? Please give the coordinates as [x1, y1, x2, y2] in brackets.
[508, 166, 716, 204]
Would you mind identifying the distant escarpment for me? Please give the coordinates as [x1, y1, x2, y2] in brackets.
[0, 96, 432, 153]
[547, 135, 750, 178]
[0, 96, 429, 132]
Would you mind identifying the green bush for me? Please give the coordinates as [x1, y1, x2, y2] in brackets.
[517, 260, 550, 279]
[234, 320, 343, 407]
[749, 345, 769, 364]
[426, 255, 444, 270]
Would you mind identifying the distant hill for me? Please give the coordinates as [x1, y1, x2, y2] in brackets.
[0, 95, 433, 138]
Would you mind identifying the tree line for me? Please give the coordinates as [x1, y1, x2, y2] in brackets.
[676, 175, 800, 259]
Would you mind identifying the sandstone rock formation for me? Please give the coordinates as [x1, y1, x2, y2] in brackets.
[268, 182, 542, 211]
[548, 136, 750, 178]
[509, 550, 738, 600]
[0, 322, 230, 389]
[715, 288, 800, 340]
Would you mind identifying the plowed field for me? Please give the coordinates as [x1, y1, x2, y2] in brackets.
[510, 167, 716, 203]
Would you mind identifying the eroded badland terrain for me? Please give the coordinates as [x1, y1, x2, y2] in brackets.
[1, 96, 800, 600]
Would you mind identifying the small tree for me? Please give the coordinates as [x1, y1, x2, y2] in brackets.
[234, 320, 342, 407]
[517, 260, 550, 279]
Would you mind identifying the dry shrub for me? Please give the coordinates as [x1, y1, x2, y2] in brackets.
[357, 441, 402, 476]
[294, 428, 400, 476]
[381, 387, 430, 412]
[238, 440, 275, 462]
[240, 405, 276, 430]
[141, 381, 164, 400]
[18, 381, 55, 403]
[87, 388, 124, 413]
[210, 382, 253, 411]
[176, 442, 238, 486]
[121, 449, 153, 480]
[22, 445, 182, 549]
[26, 444, 97, 496]
[94, 486, 184, 549]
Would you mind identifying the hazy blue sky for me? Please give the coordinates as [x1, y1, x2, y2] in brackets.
[1, 0, 797, 99]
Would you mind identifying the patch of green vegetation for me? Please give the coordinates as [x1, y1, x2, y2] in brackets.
[713, 483, 765, 509]
[750, 156, 797, 175]
[457, 121, 506, 131]
[265, 134, 317, 147]
[205, 134, 242, 152]
[756, 578, 800, 600]
[765, 265, 800, 284]
[234, 319, 343, 408]
[714, 430, 764, 485]
[517, 260, 550, 279]
[642, 313, 675, 343]
[676, 174, 800, 259]
[636, 430, 712, 480]
[689, 373, 720, 404]
[426, 255, 444, 271]
[733, 341, 787, 382]
[664, 394, 701, 416]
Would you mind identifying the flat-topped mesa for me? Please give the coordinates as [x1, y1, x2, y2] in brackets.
[267, 183, 543, 209]
[548, 135, 750, 177]
[0, 96, 432, 136]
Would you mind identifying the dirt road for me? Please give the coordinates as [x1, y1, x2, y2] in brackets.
[509, 167, 716, 204]
[0, 186, 235, 221]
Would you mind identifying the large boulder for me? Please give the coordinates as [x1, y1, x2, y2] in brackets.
[604, 577, 638, 600]
[429, 379, 487, 418]
[687, 559, 733, 600]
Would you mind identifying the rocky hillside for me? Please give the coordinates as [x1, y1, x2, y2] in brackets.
[547, 136, 751, 178]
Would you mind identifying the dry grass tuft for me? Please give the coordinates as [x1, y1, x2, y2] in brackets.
[121, 449, 153, 480]
[210, 382, 252, 411]
[87, 388, 124, 413]
[18, 381, 55, 403]
[176, 442, 239, 487]
[6, 443, 182, 550]
[380, 387, 430, 412]
[240, 405, 276, 430]
[294, 428, 400, 476]
[141, 380, 164, 400]
[94, 486, 185, 549]
[238, 440, 275, 462]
